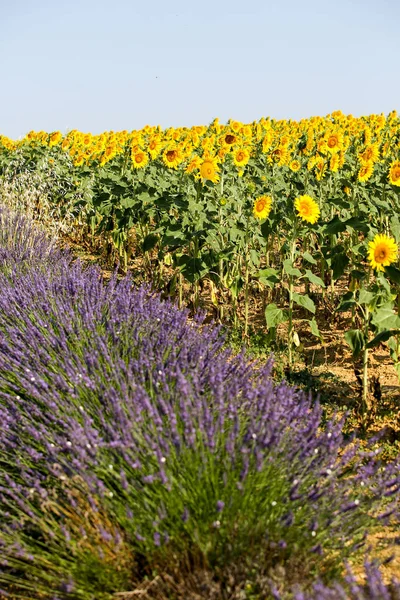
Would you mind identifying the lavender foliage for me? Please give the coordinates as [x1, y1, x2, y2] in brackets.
[0, 208, 399, 598]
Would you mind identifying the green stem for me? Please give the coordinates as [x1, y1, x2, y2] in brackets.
[288, 235, 297, 370]
[361, 304, 370, 421]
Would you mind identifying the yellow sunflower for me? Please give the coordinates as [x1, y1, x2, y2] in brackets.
[358, 161, 374, 182]
[162, 147, 183, 169]
[389, 161, 400, 187]
[222, 131, 237, 146]
[233, 147, 250, 168]
[289, 159, 301, 172]
[325, 131, 343, 153]
[199, 157, 220, 183]
[185, 155, 202, 174]
[368, 234, 398, 271]
[359, 143, 380, 164]
[294, 195, 320, 224]
[253, 195, 273, 220]
[131, 150, 149, 169]
[49, 131, 62, 148]
[329, 153, 340, 173]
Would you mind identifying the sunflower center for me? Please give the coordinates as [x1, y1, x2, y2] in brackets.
[166, 150, 176, 161]
[256, 199, 266, 212]
[225, 134, 235, 144]
[376, 249, 387, 261]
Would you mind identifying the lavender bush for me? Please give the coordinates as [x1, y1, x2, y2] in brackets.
[0, 205, 69, 275]
[289, 562, 400, 600]
[0, 208, 399, 599]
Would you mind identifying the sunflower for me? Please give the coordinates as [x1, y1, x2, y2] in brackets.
[199, 157, 220, 183]
[314, 156, 327, 181]
[49, 131, 62, 147]
[289, 159, 301, 172]
[294, 195, 320, 224]
[325, 131, 343, 153]
[329, 153, 340, 173]
[358, 161, 374, 182]
[368, 234, 398, 271]
[222, 132, 237, 146]
[74, 153, 85, 167]
[389, 161, 400, 187]
[233, 147, 250, 168]
[359, 143, 380, 164]
[185, 155, 202, 174]
[162, 147, 183, 169]
[131, 150, 149, 169]
[253, 195, 273, 220]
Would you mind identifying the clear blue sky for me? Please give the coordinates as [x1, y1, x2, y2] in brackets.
[1, 0, 399, 138]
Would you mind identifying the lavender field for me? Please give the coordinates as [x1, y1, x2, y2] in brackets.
[0, 205, 400, 599]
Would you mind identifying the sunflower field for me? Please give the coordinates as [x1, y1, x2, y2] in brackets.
[1, 110, 400, 413]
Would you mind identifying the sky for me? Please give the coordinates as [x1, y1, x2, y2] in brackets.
[1, 0, 399, 138]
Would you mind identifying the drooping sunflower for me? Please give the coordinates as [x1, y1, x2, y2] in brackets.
[268, 146, 289, 166]
[294, 195, 320, 224]
[185, 155, 202, 174]
[368, 234, 398, 271]
[389, 161, 400, 187]
[131, 150, 149, 169]
[329, 153, 340, 173]
[253, 195, 273, 220]
[358, 161, 374, 183]
[359, 143, 380, 164]
[233, 147, 250, 168]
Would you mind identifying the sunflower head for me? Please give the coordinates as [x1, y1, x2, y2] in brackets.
[233, 148, 250, 168]
[289, 159, 301, 172]
[199, 158, 220, 183]
[253, 196, 273, 220]
[294, 195, 320, 225]
[358, 161, 374, 183]
[389, 161, 400, 187]
[368, 234, 398, 271]
[132, 151, 148, 169]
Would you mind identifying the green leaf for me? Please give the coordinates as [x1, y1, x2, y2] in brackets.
[371, 305, 400, 330]
[250, 249, 260, 267]
[331, 252, 350, 280]
[384, 265, 400, 285]
[309, 317, 323, 341]
[283, 259, 302, 278]
[344, 217, 369, 234]
[258, 268, 280, 288]
[303, 251, 317, 265]
[337, 297, 356, 312]
[304, 269, 326, 288]
[292, 292, 316, 314]
[265, 304, 288, 328]
[120, 196, 137, 209]
[142, 233, 159, 253]
[358, 289, 374, 306]
[344, 329, 365, 358]
[324, 216, 346, 235]
[366, 329, 400, 349]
